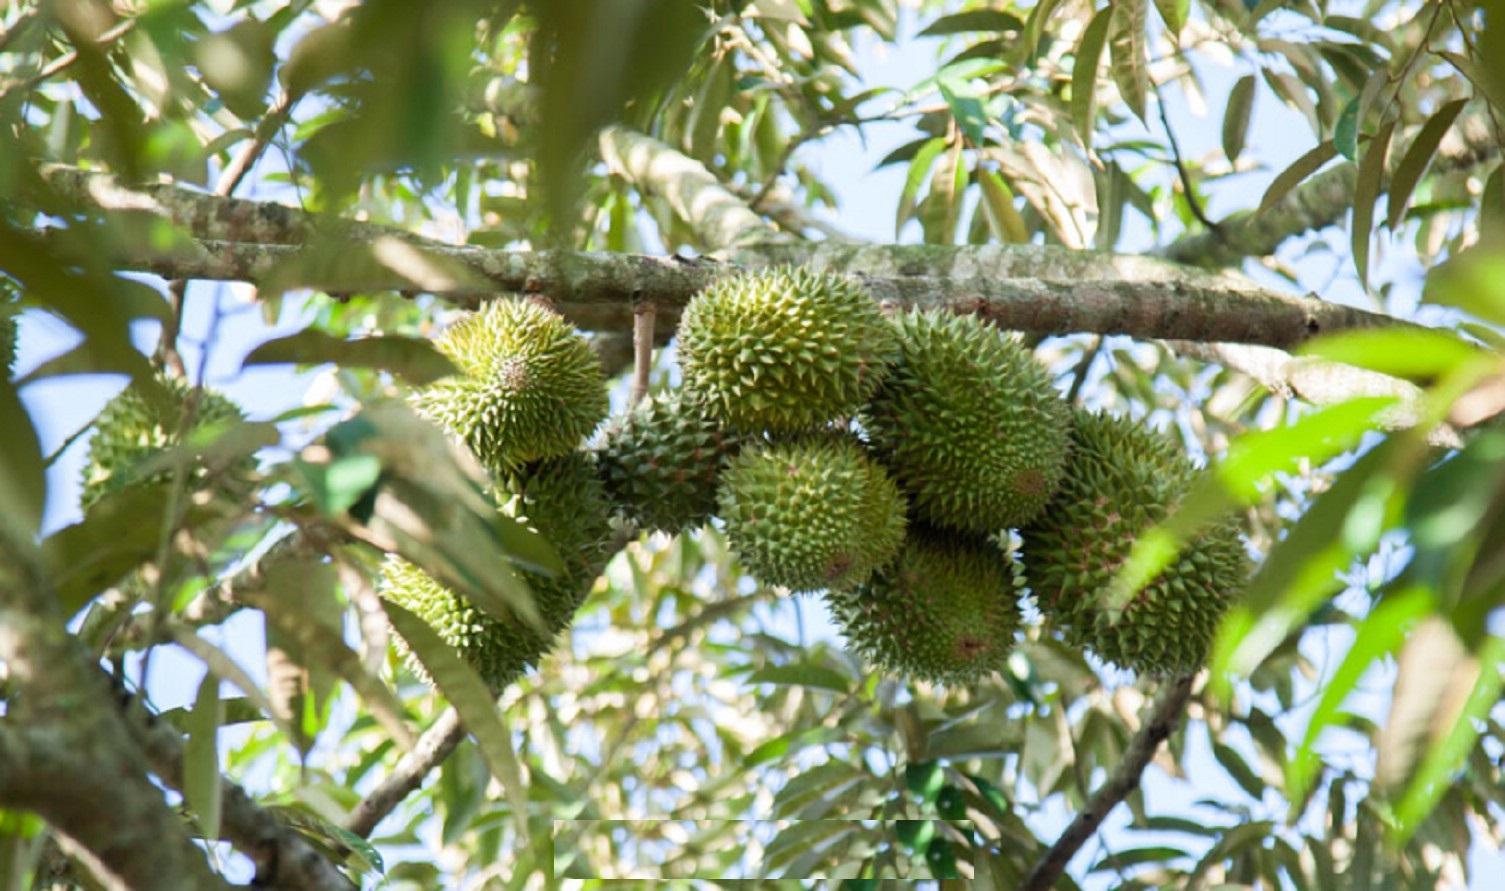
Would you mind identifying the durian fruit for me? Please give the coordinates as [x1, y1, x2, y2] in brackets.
[597, 390, 746, 534]
[380, 450, 614, 690]
[81, 374, 249, 510]
[677, 267, 898, 433]
[1020, 410, 1249, 675]
[864, 309, 1071, 534]
[717, 436, 906, 593]
[826, 526, 1022, 683]
[412, 299, 608, 470]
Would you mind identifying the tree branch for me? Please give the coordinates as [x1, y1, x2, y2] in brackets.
[344, 708, 466, 839]
[1021, 673, 1196, 891]
[1159, 112, 1497, 267]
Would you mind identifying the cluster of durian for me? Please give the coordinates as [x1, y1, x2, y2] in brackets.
[597, 267, 1248, 681]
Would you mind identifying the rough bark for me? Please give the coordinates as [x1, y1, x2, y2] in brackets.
[344, 708, 466, 839]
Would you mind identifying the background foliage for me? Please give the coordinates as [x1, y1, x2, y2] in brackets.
[3, 0, 1505, 888]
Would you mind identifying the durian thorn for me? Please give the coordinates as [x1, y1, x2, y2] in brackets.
[631, 301, 657, 406]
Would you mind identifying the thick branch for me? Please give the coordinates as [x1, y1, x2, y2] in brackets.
[344, 708, 466, 839]
[110, 677, 358, 891]
[1022, 673, 1196, 891]
[104, 238, 1402, 350]
[1160, 112, 1497, 267]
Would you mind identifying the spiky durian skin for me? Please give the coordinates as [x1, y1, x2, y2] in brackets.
[863, 309, 1071, 534]
[826, 527, 1021, 683]
[598, 391, 747, 533]
[717, 437, 906, 593]
[80, 375, 248, 510]
[413, 299, 608, 470]
[676, 267, 898, 433]
[380, 451, 614, 690]
[1020, 410, 1249, 676]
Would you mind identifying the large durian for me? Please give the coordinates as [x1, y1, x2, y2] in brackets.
[81, 374, 250, 510]
[717, 436, 906, 592]
[826, 526, 1021, 683]
[412, 299, 608, 470]
[1020, 410, 1248, 675]
[598, 390, 746, 534]
[676, 267, 898, 433]
[864, 309, 1071, 534]
[380, 451, 614, 690]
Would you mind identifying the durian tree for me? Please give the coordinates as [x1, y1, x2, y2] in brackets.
[3, 0, 1505, 888]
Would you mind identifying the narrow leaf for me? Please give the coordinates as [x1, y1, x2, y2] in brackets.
[1222, 75, 1256, 163]
[1299, 326, 1486, 382]
[243, 329, 457, 385]
[1153, 0, 1190, 35]
[1108, 0, 1150, 122]
[1352, 119, 1395, 290]
[184, 674, 224, 843]
[919, 10, 1025, 35]
[1258, 141, 1337, 214]
[897, 137, 948, 237]
[979, 170, 1030, 244]
[1386, 98, 1467, 230]
[382, 600, 531, 844]
[747, 664, 850, 694]
[1071, 8, 1113, 145]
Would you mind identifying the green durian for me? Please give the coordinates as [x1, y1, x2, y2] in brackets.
[864, 309, 1070, 534]
[717, 436, 906, 592]
[81, 374, 250, 510]
[1020, 410, 1249, 676]
[598, 390, 747, 533]
[676, 267, 898, 433]
[413, 299, 608, 470]
[826, 526, 1022, 683]
[380, 451, 614, 690]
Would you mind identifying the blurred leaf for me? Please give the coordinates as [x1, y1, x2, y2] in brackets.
[897, 137, 948, 236]
[0, 377, 43, 542]
[937, 77, 988, 146]
[919, 11, 1024, 35]
[243, 330, 457, 384]
[1071, 8, 1113, 145]
[294, 455, 383, 515]
[905, 761, 944, 803]
[1299, 327, 1487, 383]
[1212, 741, 1266, 800]
[382, 599, 531, 844]
[1424, 241, 1505, 326]
[184, 674, 224, 844]
[1222, 75, 1256, 163]
[747, 663, 850, 693]
[1334, 97, 1360, 161]
[1154, 0, 1190, 35]
[979, 169, 1030, 244]
[193, 20, 277, 119]
[1092, 846, 1190, 871]
[1257, 142, 1337, 214]
[1351, 119, 1395, 289]
[1108, 0, 1149, 122]
[1386, 99, 1467, 230]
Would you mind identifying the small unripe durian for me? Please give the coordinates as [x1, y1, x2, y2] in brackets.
[413, 299, 608, 470]
[380, 451, 614, 690]
[826, 526, 1021, 683]
[1020, 410, 1249, 676]
[865, 309, 1071, 534]
[598, 391, 746, 534]
[81, 374, 250, 510]
[717, 436, 906, 592]
[677, 267, 898, 433]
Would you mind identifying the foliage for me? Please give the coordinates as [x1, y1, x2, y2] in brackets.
[1, 0, 1505, 888]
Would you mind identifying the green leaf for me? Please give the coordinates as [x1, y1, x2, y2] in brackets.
[1215, 397, 1398, 503]
[1212, 741, 1266, 800]
[919, 10, 1025, 35]
[243, 329, 457, 385]
[1287, 586, 1431, 803]
[1108, 0, 1150, 122]
[1222, 75, 1256, 163]
[743, 726, 840, 768]
[937, 78, 988, 147]
[294, 455, 384, 515]
[1352, 119, 1395, 290]
[897, 137, 948, 237]
[382, 599, 532, 845]
[747, 663, 850, 693]
[1092, 846, 1190, 871]
[1153, 0, 1190, 35]
[0, 377, 43, 542]
[1424, 241, 1505, 326]
[1071, 7, 1113, 145]
[1257, 141, 1337, 214]
[1333, 97, 1360, 161]
[1299, 327, 1486, 382]
[184, 674, 224, 843]
[979, 170, 1030, 244]
[1387, 99, 1467, 230]
[905, 761, 945, 803]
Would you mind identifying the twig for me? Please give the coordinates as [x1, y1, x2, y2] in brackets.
[630, 302, 656, 405]
[1155, 83, 1221, 237]
[344, 708, 465, 839]
[1020, 673, 1196, 891]
[1065, 336, 1102, 404]
[0, 17, 135, 103]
